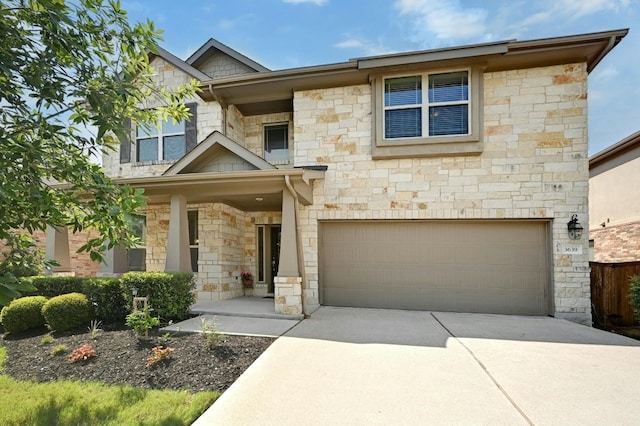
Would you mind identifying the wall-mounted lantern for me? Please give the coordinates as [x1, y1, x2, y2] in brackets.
[567, 214, 584, 240]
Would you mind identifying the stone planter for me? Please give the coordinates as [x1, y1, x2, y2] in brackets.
[242, 279, 254, 288]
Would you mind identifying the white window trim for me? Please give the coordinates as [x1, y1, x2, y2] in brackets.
[372, 64, 484, 159]
[263, 122, 291, 165]
[136, 121, 186, 163]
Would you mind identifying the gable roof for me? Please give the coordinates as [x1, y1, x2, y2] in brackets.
[150, 46, 211, 81]
[186, 38, 270, 72]
[163, 131, 276, 176]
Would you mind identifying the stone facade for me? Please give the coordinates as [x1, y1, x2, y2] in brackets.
[293, 64, 591, 323]
[198, 52, 256, 79]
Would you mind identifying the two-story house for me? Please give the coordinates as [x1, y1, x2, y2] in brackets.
[45, 29, 628, 325]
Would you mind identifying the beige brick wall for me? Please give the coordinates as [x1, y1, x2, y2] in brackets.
[294, 63, 591, 323]
[243, 112, 293, 165]
[591, 220, 640, 262]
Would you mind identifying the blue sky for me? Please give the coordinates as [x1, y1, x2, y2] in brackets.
[123, 0, 639, 155]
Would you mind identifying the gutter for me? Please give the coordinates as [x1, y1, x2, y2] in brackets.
[588, 35, 616, 73]
[284, 175, 307, 317]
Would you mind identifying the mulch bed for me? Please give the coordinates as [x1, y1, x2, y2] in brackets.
[0, 323, 274, 393]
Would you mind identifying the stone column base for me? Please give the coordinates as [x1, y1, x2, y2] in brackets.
[274, 276, 302, 316]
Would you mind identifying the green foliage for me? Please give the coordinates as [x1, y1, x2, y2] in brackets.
[0, 274, 38, 308]
[42, 293, 95, 332]
[0, 233, 57, 278]
[0, 0, 199, 271]
[40, 334, 55, 345]
[125, 308, 160, 337]
[83, 278, 128, 324]
[200, 317, 222, 350]
[51, 344, 68, 356]
[0, 296, 48, 333]
[0, 364, 218, 425]
[25, 276, 85, 298]
[122, 272, 196, 321]
[87, 320, 103, 339]
[630, 275, 640, 321]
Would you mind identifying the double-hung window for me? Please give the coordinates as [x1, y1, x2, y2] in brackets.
[136, 117, 186, 162]
[384, 71, 469, 139]
[373, 67, 481, 159]
[264, 123, 289, 164]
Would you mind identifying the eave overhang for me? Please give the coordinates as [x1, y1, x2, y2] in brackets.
[115, 168, 324, 211]
[197, 29, 628, 116]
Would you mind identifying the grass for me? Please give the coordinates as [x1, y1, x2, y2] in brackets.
[0, 346, 219, 425]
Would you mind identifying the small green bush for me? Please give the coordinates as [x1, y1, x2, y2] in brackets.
[0, 296, 48, 333]
[121, 272, 196, 321]
[25, 276, 84, 298]
[630, 275, 640, 321]
[83, 278, 128, 323]
[42, 293, 95, 332]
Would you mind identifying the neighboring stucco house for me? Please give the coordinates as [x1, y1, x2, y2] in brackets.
[589, 130, 640, 262]
[44, 29, 628, 325]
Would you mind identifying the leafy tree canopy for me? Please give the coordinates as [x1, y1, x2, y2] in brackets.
[0, 0, 198, 265]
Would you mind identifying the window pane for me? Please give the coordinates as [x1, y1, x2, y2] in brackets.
[136, 124, 158, 138]
[258, 227, 264, 282]
[190, 248, 198, 273]
[385, 76, 421, 107]
[429, 105, 468, 136]
[429, 71, 468, 103]
[188, 211, 198, 246]
[385, 108, 422, 138]
[128, 248, 146, 271]
[163, 135, 186, 160]
[130, 216, 146, 244]
[137, 137, 158, 162]
[264, 125, 288, 152]
[162, 117, 185, 134]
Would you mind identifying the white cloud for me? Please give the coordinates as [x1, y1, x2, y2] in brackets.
[282, 0, 327, 5]
[334, 39, 364, 48]
[394, 0, 488, 43]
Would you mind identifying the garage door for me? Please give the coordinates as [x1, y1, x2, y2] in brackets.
[320, 221, 549, 315]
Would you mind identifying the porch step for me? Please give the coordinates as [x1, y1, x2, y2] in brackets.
[190, 307, 303, 321]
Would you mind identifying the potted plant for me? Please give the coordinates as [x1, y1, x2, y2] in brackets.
[241, 271, 254, 288]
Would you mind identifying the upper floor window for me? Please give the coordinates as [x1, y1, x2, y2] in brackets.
[384, 71, 469, 140]
[136, 117, 186, 162]
[264, 123, 289, 164]
[372, 66, 482, 159]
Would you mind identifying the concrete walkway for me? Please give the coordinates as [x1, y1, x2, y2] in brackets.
[193, 307, 640, 425]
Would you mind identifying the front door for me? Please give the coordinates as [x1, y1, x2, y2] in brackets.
[269, 226, 281, 293]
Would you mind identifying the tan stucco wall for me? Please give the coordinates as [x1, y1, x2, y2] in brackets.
[589, 151, 640, 261]
[293, 63, 591, 323]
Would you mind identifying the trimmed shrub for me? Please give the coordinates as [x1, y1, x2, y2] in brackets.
[0, 296, 48, 333]
[42, 293, 95, 332]
[630, 275, 640, 321]
[83, 278, 128, 324]
[121, 272, 196, 321]
[24, 276, 84, 298]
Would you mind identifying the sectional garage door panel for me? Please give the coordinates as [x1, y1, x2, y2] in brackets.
[320, 221, 549, 315]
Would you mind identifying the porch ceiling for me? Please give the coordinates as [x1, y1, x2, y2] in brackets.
[116, 169, 323, 211]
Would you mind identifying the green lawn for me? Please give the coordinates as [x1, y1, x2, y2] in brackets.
[0, 347, 219, 426]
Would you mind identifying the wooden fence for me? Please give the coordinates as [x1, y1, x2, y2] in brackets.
[590, 261, 640, 327]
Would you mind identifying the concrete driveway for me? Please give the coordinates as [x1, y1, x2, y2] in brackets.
[193, 307, 640, 425]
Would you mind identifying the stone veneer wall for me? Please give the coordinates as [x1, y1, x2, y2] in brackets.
[590, 220, 640, 262]
[102, 57, 223, 179]
[197, 52, 257, 79]
[293, 63, 591, 323]
[243, 113, 293, 165]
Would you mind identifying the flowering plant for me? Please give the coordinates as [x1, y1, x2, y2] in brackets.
[241, 271, 253, 280]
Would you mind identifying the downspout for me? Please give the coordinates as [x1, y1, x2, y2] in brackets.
[284, 175, 307, 316]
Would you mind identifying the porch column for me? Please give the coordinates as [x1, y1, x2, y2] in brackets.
[45, 226, 71, 274]
[98, 245, 128, 276]
[165, 194, 191, 272]
[275, 189, 302, 316]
